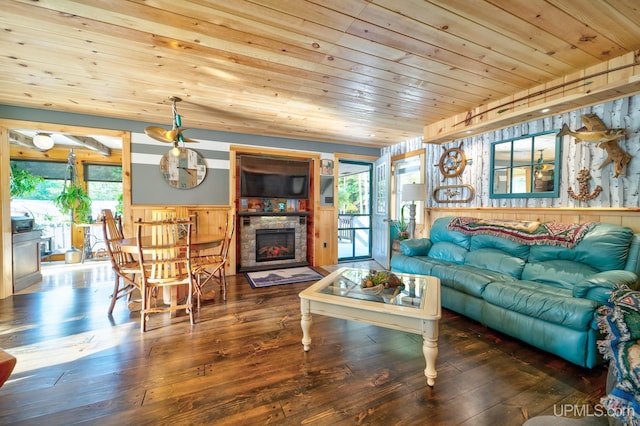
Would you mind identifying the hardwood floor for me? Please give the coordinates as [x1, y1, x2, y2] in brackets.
[0, 260, 608, 425]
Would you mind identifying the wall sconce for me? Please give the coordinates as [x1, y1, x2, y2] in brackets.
[401, 183, 427, 239]
[33, 133, 54, 150]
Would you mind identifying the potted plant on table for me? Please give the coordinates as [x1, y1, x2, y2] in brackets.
[395, 204, 409, 240]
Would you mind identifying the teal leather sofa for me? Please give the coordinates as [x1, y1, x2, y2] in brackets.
[390, 216, 640, 368]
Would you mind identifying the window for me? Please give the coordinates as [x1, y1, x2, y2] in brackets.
[10, 160, 122, 253]
[490, 130, 561, 198]
[392, 153, 424, 224]
[84, 164, 123, 219]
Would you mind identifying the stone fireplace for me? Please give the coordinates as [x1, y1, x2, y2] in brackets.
[256, 228, 296, 262]
[239, 214, 308, 271]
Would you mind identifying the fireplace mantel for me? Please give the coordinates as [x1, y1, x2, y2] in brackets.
[238, 212, 310, 217]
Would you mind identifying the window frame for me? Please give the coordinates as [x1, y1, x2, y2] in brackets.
[489, 130, 561, 199]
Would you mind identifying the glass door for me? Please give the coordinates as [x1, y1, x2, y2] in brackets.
[337, 160, 372, 261]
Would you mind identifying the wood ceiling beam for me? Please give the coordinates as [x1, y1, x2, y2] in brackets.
[65, 136, 111, 157]
[8, 130, 40, 150]
[9, 131, 111, 156]
[64, 135, 111, 157]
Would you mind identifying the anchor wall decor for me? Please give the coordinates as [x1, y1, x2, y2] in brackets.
[567, 168, 602, 201]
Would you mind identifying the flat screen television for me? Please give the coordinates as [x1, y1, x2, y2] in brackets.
[240, 155, 310, 199]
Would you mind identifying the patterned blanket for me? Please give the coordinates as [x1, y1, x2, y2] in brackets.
[446, 216, 595, 248]
[597, 288, 640, 426]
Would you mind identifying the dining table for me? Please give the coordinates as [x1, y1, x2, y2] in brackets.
[120, 233, 224, 316]
[119, 234, 223, 255]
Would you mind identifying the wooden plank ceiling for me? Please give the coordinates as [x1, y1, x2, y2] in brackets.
[1, 0, 640, 148]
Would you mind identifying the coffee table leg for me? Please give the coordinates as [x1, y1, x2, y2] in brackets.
[300, 299, 312, 351]
[422, 320, 439, 387]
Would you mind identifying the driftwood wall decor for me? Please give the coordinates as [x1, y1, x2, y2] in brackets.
[558, 113, 631, 177]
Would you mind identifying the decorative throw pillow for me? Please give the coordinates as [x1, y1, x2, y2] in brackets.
[598, 288, 640, 346]
[596, 287, 640, 425]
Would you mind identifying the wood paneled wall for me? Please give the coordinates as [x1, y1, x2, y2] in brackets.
[416, 207, 640, 237]
[314, 207, 338, 266]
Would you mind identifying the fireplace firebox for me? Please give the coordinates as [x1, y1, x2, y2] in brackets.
[256, 228, 295, 262]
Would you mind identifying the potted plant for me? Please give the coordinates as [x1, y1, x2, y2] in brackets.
[54, 182, 92, 224]
[395, 204, 409, 240]
[9, 164, 44, 199]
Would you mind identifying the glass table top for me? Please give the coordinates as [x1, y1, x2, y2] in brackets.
[316, 269, 430, 309]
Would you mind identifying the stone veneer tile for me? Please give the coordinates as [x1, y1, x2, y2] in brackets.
[240, 215, 307, 268]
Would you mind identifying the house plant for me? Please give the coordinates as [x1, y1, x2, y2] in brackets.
[394, 204, 409, 240]
[54, 182, 92, 224]
[9, 164, 43, 199]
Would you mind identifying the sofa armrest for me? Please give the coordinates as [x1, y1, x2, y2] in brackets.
[573, 270, 639, 303]
[399, 238, 432, 256]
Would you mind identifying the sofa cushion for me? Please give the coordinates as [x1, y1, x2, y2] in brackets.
[400, 238, 432, 256]
[390, 255, 453, 276]
[573, 270, 639, 303]
[428, 241, 467, 264]
[521, 260, 600, 290]
[464, 248, 526, 279]
[483, 280, 599, 330]
[528, 223, 633, 272]
[430, 218, 471, 249]
[469, 234, 530, 260]
[432, 263, 515, 298]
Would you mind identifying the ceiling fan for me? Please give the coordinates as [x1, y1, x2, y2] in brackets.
[144, 96, 198, 146]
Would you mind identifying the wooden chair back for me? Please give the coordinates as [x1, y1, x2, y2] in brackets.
[135, 219, 195, 331]
[101, 209, 140, 315]
[220, 214, 236, 261]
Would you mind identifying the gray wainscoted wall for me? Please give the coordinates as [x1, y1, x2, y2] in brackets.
[384, 94, 640, 209]
[1, 105, 381, 205]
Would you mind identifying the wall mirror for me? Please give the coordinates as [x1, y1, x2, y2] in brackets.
[490, 130, 561, 198]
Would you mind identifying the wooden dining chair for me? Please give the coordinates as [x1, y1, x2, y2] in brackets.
[135, 219, 195, 332]
[191, 214, 235, 308]
[101, 209, 141, 315]
[151, 209, 177, 221]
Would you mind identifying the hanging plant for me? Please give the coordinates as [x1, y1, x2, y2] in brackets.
[10, 164, 44, 199]
[53, 150, 92, 223]
[54, 183, 92, 223]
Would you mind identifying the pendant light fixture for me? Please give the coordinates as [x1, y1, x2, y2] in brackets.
[33, 133, 54, 150]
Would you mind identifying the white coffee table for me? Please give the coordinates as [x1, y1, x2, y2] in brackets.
[299, 267, 441, 386]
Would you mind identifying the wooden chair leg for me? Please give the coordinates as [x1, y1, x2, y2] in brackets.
[197, 274, 202, 311]
[217, 269, 227, 301]
[108, 276, 120, 315]
[221, 273, 226, 301]
[188, 287, 195, 325]
[141, 284, 148, 333]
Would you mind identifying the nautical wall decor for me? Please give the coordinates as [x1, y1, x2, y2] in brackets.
[558, 113, 631, 177]
[436, 141, 470, 181]
[567, 168, 603, 201]
[433, 184, 475, 203]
